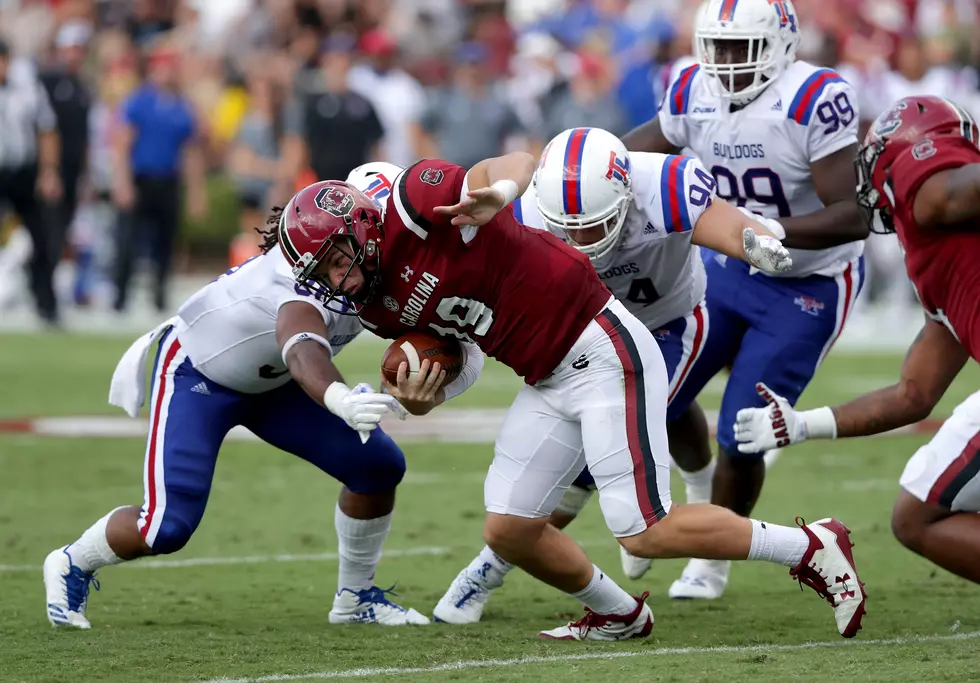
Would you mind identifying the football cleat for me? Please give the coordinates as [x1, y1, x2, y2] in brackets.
[790, 518, 867, 638]
[44, 545, 99, 629]
[433, 565, 497, 624]
[539, 592, 653, 641]
[668, 559, 731, 600]
[619, 546, 653, 581]
[329, 585, 429, 625]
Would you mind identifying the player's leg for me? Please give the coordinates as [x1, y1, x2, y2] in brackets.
[44, 330, 240, 628]
[245, 382, 426, 625]
[583, 301, 866, 638]
[891, 392, 980, 582]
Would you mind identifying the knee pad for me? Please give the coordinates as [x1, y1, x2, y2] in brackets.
[345, 433, 406, 493]
[554, 485, 594, 517]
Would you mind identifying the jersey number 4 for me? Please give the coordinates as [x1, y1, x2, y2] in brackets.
[429, 296, 494, 344]
[626, 277, 659, 307]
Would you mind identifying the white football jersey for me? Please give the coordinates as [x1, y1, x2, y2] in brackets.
[659, 60, 864, 278]
[516, 152, 711, 330]
[175, 249, 364, 394]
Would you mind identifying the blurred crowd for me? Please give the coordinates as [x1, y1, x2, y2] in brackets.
[0, 0, 978, 329]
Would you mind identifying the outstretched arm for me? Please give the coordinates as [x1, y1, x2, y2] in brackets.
[913, 163, 980, 228]
[621, 116, 683, 155]
[434, 152, 536, 227]
[734, 317, 968, 452]
[779, 145, 868, 249]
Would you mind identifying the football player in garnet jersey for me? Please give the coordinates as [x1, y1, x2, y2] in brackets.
[274, 150, 867, 640]
[734, 95, 980, 583]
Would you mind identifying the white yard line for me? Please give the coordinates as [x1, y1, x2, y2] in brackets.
[200, 630, 980, 683]
[0, 546, 448, 573]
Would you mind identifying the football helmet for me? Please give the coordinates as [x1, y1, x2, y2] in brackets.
[856, 95, 979, 234]
[533, 127, 633, 262]
[695, 0, 802, 106]
[277, 180, 384, 312]
[345, 162, 403, 210]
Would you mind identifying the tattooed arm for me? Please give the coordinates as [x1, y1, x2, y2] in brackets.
[830, 317, 968, 437]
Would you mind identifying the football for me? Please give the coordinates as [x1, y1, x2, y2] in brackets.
[381, 331, 464, 387]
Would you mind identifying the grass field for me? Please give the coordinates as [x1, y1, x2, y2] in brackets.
[1, 332, 978, 683]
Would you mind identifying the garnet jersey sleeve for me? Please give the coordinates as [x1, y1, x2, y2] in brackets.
[786, 68, 859, 162]
[889, 136, 980, 218]
[388, 159, 467, 240]
[657, 64, 700, 150]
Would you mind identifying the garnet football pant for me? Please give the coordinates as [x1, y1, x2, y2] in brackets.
[677, 252, 865, 458]
[485, 299, 672, 538]
[900, 390, 980, 512]
[136, 327, 406, 554]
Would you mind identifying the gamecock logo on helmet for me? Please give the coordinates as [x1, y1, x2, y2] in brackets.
[314, 186, 355, 218]
[420, 168, 444, 186]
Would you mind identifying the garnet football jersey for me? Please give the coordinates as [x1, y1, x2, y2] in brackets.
[889, 135, 980, 361]
[358, 159, 612, 384]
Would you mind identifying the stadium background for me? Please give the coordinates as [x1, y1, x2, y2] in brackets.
[2, 2, 980, 682]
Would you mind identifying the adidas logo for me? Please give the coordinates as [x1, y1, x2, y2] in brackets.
[191, 382, 210, 396]
[643, 221, 658, 235]
[771, 99, 783, 111]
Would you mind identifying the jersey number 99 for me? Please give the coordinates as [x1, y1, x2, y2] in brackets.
[711, 166, 791, 218]
[816, 93, 855, 136]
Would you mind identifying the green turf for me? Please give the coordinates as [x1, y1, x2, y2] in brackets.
[1, 332, 977, 682]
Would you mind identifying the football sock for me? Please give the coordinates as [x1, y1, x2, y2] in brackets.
[748, 519, 809, 567]
[570, 564, 638, 616]
[335, 505, 392, 593]
[680, 459, 716, 505]
[468, 545, 513, 589]
[69, 507, 126, 573]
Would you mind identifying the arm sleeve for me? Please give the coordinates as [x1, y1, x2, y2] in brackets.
[657, 64, 700, 149]
[652, 154, 716, 235]
[792, 72, 859, 163]
[389, 159, 468, 240]
[441, 342, 484, 401]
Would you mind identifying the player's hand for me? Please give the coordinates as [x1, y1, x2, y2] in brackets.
[743, 228, 792, 274]
[733, 382, 807, 453]
[433, 187, 507, 227]
[326, 382, 404, 435]
[381, 359, 446, 416]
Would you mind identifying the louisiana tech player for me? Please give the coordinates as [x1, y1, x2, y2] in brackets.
[432, 126, 793, 623]
[275, 158, 867, 639]
[622, 0, 869, 599]
[735, 95, 980, 584]
[346, 162, 402, 209]
[42, 198, 436, 629]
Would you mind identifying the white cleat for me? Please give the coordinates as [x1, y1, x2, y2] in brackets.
[43, 545, 98, 629]
[668, 558, 731, 600]
[791, 518, 867, 638]
[539, 592, 654, 641]
[620, 546, 653, 580]
[433, 566, 496, 624]
[328, 585, 430, 625]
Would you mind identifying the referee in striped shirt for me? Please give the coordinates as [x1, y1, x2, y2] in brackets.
[0, 38, 63, 325]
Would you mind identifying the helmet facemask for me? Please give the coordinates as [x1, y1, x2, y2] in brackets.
[854, 139, 895, 235]
[538, 193, 631, 262]
[697, 35, 779, 105]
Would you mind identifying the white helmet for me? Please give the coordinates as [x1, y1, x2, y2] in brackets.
[533, 127, 632, 262]
[694, 0, 802, 106]
[345, 162, 403, 209]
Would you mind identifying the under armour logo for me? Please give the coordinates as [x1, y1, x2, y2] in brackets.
[402, 266, 414, 282]
[571, 354, 589, 370]
[836, 573, 856, 600]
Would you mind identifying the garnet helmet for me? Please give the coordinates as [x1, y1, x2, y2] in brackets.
[856, 96, 979, 233]
[277, 180, 384, 312]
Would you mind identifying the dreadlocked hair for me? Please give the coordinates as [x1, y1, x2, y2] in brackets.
[258, 206, 283, 254]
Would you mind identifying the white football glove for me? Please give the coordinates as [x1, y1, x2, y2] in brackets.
[743, 228, 792, 274]
[324, 382, 408, 443]
[734, 382, 838, 453]
[733, 382, 807, 453]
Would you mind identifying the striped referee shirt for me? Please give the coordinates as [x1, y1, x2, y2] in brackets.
[0, 73, 57, 169]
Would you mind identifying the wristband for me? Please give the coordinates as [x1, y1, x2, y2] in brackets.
[801, 406, 838, 440]
[323, 381, 351, 417]
[281, 331, 333, 367]
[491, 179, 519, 206]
